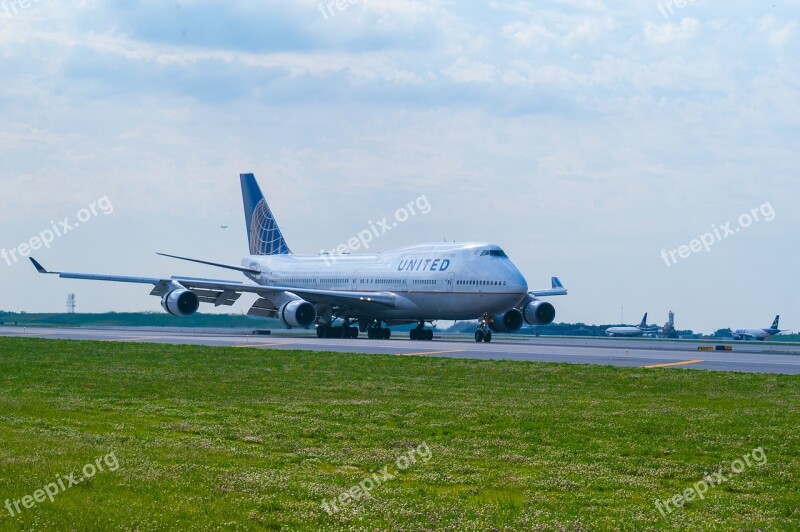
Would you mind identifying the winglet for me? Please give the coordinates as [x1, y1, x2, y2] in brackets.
[29, 258, 53, 274]
[552, 277, 564, 290]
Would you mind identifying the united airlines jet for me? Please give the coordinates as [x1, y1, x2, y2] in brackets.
[30, 174, 567, 343]
[605, 313, 650, 337]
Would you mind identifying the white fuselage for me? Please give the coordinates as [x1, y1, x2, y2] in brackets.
[241, 242, 529, 321]
[605, 326, 645, 338]
[733, 328, 771, 341]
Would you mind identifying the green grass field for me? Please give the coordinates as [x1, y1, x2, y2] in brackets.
[0, 338, 798, 530]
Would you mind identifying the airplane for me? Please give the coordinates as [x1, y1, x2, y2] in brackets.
[30, 173, 567, 343]
[733, 315, 783, 341]
[605, 313, 651, 337]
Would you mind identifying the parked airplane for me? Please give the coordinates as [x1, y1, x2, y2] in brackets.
[605, 313, 650, 337]
[30, 173, 567, 343]
[733, 315, 783, 341]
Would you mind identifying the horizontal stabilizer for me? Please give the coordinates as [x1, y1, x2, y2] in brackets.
[529, 276, 568, 297]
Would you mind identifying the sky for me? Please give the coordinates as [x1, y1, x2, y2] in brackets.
[1, 0, 798, 333]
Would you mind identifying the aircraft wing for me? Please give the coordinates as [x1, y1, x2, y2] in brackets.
[29, 258, 398, 311]
[529, 276, 568, 297]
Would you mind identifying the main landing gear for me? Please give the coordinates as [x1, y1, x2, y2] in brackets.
[317, 322, 359, 339]
[317, 319, 392, 340]
[367, 321, 391, 340]
[410, 322, 434, 341]
[474, 313, 492, 343]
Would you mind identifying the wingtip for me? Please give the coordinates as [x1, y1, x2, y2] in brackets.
[29, 257, 49, 274]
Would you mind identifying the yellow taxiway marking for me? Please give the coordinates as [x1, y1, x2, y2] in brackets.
[233, 342, 295, 348]
[644, 359, 703, 369]
[400, 349, 465, 357]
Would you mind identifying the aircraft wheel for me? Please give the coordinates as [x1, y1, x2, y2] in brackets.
[483, 331, 492, 343]
[475, 330, 484, 343]
[410, 329, 418, 341]
[425, 329, 434, 341]
[383, 328, 391, 340]
[316, 325, 327, 338]
[350, 327, 359, 339]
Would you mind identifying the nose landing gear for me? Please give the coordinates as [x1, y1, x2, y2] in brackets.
[474, 313, 492, 343]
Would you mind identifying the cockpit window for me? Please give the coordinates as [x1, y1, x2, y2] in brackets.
[480, 249, 508, 258]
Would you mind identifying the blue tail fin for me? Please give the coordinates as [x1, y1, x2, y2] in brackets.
[240, 173, 291, 256]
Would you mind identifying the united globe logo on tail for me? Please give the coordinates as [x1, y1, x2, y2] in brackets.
[241, 173, 291, 256]
[250, 199, 291, 256]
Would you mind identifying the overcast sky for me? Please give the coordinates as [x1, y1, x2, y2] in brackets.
[1, 0, 798, 332]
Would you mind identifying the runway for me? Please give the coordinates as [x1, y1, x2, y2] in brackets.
[2, 326, 800, 374]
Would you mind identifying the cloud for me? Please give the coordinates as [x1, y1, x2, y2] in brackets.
[643, 18, 700, 45]
[442, 57, 500, 84]
[758, 15, 798, 47]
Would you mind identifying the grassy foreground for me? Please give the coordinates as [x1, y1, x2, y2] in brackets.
[0, 338, 797, 530]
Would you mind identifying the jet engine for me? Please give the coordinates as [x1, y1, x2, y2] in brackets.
[488, 309, 524, 333]
[279, 300, 316, 328]
[161, 289, 200, 316]
[523, 300, 556, 326]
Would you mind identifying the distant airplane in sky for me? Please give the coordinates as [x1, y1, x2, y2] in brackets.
[605, 313, 650, 337]
[30, 174, 567, 343]
[733, 315, 784, 341]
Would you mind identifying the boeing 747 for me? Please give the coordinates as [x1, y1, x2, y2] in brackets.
[31, 174, 567, 343]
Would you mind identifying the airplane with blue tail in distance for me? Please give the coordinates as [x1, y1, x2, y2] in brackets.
[733, 315, 784, 341]
[605, 313, 654, 337]
[30, 174, 567, 343]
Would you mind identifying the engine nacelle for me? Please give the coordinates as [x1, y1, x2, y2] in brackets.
[161, 289, 200, 316]
[523, 300, 556, 326]
[488, 309, 524, 333]
[279, 300, 316, 328]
